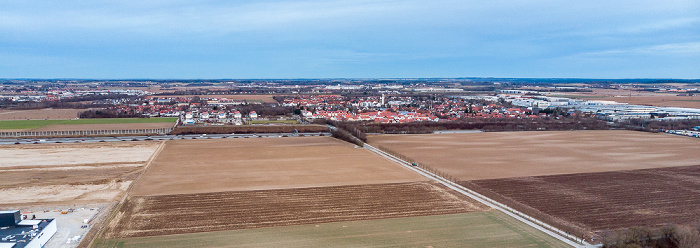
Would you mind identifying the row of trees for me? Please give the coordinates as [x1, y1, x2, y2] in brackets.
[231, 105, 295, 117]
[626, 119, 700, 131]
[78, 109, 144, 119]
[0, 94, 138, 110]
[600, 225, 700, 248]
[336, 117, 610, 135]
[320, 120, 368, 142]
[330, 127, 364, 147]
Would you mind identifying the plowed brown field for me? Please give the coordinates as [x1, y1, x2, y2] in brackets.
[368, 130, 700, 180]
[131, 137, 424, 196]
[0, 108, 87, 120]
[104, 181, 488, 238]
[467, 165, 700, 238]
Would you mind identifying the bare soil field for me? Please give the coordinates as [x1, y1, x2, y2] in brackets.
[588, 96, 699, 108]
[554, 89, 700, 108]
[31, 122, 174, 131]
[0, 108, 87, 120]
[466, 164, 700, 239]
[0, 141, 160, 168]
[1, 182, 133, 207]
[154, 94, 277, 103]
[368, 130, 700, 180]
[131, 137, 424, 196]
[0, 163, 142, 188]
[104, 181, 488, 238]
[0, 141, 162, 208]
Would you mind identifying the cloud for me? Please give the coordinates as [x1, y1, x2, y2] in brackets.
[621, 17, 700, 34]
[572, 42, 700, 58]
[1, 0, 699, 78]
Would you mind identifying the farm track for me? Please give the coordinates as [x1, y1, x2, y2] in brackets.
[469, 164, 700, 235]
[104, 181, 487, 238]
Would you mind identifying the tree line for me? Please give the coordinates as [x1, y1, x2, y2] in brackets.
[325, 117, 610, 135]
[600, 225, 700, 248]
[78, 109, 144, 119]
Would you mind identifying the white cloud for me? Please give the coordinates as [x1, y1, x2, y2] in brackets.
[1, 0, 699, 78]
[573, 42, 700, 57]
[621, 17, 700, 34]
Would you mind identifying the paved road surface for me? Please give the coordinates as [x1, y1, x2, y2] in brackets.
[0, 132, 331, 145]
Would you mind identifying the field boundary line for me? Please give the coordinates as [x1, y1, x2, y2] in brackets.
[82, 140, 167, 248]
[123, 140, 167, 195]
[363, 143, 599, 248]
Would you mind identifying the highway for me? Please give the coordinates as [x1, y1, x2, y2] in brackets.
[0, 132, 331, 145]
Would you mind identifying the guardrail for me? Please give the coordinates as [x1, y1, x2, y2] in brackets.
[0, 128, 174, 138]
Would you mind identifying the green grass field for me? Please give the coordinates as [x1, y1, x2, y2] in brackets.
[0, 117, 177, 130]
[94, 211, 568, 248]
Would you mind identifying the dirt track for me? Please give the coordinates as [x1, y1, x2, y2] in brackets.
[369, 130, 700, 180]
[131, 137, 424, 196]
[468, 164, 700, 237]
[104, 182, 488, 238]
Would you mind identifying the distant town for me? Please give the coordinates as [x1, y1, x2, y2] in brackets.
[1, 79, 699, 134]
[2, 78, 700, 248]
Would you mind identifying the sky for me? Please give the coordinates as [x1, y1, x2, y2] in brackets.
[1, 0, 699, 79]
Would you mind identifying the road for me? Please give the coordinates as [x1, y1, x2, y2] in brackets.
[363, 143, 601, 248]
[0, 132, 331, 145]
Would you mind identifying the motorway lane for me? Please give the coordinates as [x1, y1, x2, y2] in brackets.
[0, 132, 331, 145]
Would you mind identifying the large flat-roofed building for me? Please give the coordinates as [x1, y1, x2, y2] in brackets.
[0, 210, 56, 248]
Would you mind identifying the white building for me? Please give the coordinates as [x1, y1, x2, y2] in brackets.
[0, 210, 57, 248]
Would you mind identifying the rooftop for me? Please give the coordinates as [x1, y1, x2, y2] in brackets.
[0, 219, 53, 248]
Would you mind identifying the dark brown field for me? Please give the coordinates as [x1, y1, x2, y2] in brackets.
[466, 165, 700, 239]
[104, 181, 488, 238]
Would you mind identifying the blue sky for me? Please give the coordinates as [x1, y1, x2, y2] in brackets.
[1, 0, 699, 79]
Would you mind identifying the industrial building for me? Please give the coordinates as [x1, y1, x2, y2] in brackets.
[0, 210, 56, 248]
